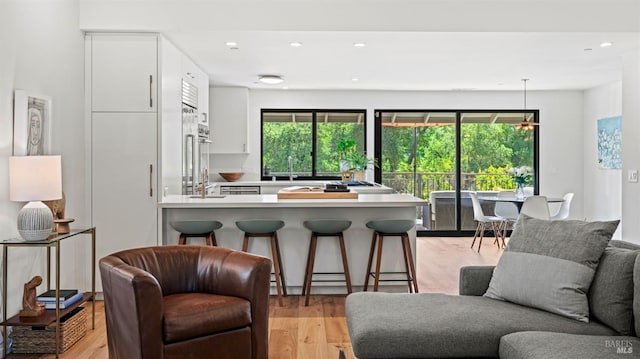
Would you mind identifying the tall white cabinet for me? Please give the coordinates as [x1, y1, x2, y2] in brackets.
[87, 33, 210, 291]
[86, 33, 159, 291]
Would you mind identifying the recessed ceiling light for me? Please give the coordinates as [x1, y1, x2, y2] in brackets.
[258, 75, 284, 84]
[289, 42, 302, 47]
[225, 41, 237, 47]
[282, 86, 289, 90]
[351, 78, 359, 82]
[600, 41, 613, 47]
[353, 42, 366, 48]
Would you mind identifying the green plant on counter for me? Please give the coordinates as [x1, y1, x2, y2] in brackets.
[345, 151, 379, 171]
[337, 138, 356, 161]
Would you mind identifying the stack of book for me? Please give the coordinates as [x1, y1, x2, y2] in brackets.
[36, 289, 83, 309]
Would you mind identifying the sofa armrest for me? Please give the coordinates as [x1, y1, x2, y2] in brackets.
[100, 256, 164, 359]
[459, 266, 495, 296]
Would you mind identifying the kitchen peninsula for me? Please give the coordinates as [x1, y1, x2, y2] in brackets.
[159, 191, 425, 293]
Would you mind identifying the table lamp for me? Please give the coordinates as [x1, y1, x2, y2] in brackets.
[9, 156, 62, 241]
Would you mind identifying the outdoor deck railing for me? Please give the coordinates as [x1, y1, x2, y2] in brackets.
[382, 172, 516, 200]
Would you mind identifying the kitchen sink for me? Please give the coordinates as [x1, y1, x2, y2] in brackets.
[189, 195, 226, 199]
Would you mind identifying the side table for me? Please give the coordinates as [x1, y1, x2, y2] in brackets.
[1, 227, 96, 358]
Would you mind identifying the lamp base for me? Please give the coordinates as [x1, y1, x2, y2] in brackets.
[17, 201, 54, 241]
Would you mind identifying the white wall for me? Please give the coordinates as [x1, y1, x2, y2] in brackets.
[622, 47, 640, 243]
[583, 82, 623, 238]
[0, 0, 86, 326]
[211, 89, 586, 219]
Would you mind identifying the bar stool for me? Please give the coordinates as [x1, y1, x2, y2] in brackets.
[364, 219, 418, 293]
[235, 220, 286, 306]
[302, 220, 352, 306]
[170, 220, 222, 246]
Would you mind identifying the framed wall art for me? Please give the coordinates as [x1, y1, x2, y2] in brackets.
[13, 90, 52, 156]
[597, 116, 622, 170]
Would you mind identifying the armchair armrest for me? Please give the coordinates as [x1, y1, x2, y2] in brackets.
[197, 249, 272, 359]
[100, 256, 164, 359]
[459, 266, 495, 296]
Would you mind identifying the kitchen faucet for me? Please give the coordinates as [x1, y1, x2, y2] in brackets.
[288, 155, 293, 182]
[195, 168, 208, 198]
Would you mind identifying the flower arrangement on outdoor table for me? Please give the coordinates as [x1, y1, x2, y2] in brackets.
[508, 166, 533, 185]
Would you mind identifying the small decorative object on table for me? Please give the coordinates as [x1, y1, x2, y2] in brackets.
[19, 276, 45, 317]
[508, 166, 533, 200]
[54, 218, 75, 234]
[44, 192, 75, 234]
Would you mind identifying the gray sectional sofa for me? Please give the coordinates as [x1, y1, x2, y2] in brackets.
[346, 238, 640, 359]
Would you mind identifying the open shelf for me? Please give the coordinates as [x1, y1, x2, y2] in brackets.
[2, 293, 93, 327]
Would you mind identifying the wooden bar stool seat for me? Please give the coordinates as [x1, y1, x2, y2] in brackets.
[302, 220, 352, 306]
[235, 220, 287, 306]
[364, 219, 418, 293]
[170, 220, 222, 246]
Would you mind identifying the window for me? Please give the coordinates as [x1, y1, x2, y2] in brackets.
[261, 109, 366, 180]
[375, 110, 538, 235]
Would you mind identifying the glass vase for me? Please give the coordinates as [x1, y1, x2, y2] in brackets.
[515, 183, 525, 200]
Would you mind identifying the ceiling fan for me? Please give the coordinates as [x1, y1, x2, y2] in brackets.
[515, 78, 539, 130]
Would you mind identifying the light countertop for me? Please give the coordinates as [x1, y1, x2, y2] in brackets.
[159, 193, 425, 208]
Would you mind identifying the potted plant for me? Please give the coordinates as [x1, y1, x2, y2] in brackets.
[346, 151, 378, 181]
[337, 138, 356, 172]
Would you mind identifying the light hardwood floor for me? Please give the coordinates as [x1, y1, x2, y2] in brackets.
[10, 237, 502, 359]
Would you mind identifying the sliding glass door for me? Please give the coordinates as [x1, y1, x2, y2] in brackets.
[375, 110, 538, 235]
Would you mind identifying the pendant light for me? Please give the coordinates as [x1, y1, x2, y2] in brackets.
[515, 78, 539, 130]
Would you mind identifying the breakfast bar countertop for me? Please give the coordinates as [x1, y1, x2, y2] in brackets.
[159, 193, 426, 208]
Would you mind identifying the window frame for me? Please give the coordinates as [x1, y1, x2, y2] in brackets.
[260, 108, 367, 181]
[374, 108, 540, 237]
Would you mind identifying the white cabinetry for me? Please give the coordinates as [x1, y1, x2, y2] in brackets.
[90, 34, 158, 112]
[210, 87, 249, 153]
[86, 33, 159, 291]
[91, 112, 158, 261]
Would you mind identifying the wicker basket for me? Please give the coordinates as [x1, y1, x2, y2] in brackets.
[11, 306, 87, 354]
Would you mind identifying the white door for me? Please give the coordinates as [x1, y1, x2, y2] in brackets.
[92, 112, 158, 290]
[90, 34, 158, 112]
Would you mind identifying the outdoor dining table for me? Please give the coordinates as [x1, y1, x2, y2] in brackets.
[478, 195, 564, 212]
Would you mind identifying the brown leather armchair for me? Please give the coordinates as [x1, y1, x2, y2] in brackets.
[99, 245, 271, 359]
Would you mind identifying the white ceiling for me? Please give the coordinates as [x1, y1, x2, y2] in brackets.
[79, 0, 640, 91]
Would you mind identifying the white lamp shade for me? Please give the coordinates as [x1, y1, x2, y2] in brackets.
[9, 155, 62, 202]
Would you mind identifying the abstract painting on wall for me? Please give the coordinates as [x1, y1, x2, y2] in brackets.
[13, 90, 52, 156]
[597, 116, 622, 169]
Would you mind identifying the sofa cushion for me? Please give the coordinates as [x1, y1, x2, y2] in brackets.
[499, 331, 639, 359]
[588, 246, 639, 335]
[484, 215, 619, 322]
[163, 293, 251, 343]
[345, 292, 616, 358]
